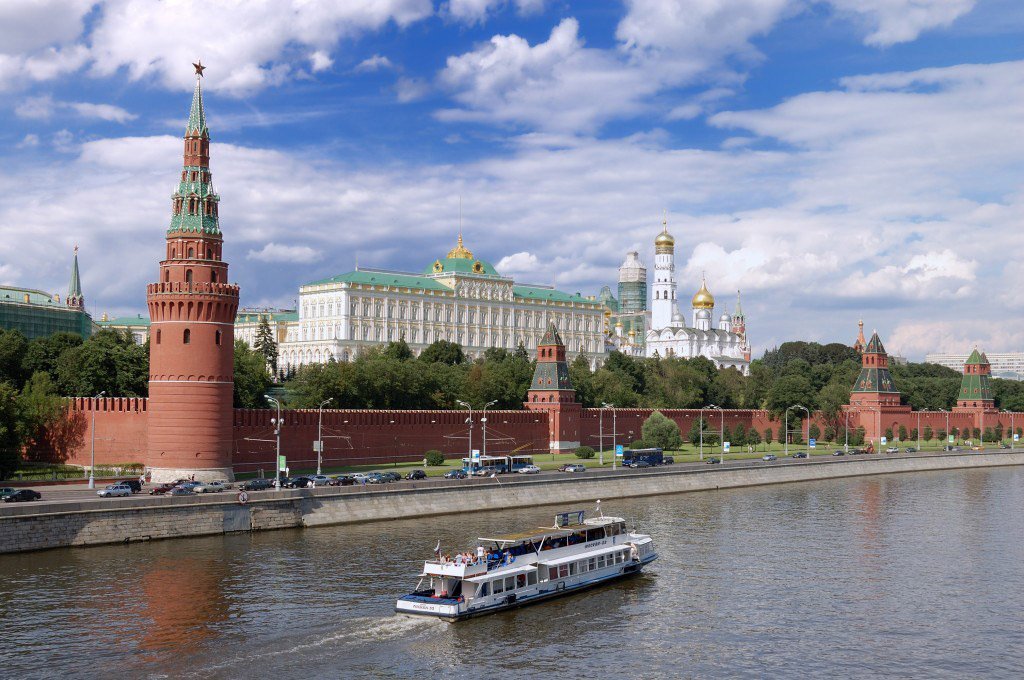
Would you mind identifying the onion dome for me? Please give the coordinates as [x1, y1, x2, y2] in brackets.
[447, 233, 473, 260]
[655, 226, 675, 254]
[692, 275, 715, 310]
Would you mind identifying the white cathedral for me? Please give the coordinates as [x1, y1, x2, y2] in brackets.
[642, 223, 751, 374]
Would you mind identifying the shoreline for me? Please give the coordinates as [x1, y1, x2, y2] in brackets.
[2, 451, 1021, 555]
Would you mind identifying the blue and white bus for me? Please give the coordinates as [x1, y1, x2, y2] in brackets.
[461, 454, 535, 474]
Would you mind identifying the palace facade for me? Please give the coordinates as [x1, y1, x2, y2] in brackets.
[278, 235, 605, 372]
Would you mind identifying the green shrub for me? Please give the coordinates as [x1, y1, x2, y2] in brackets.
[575, 446, 595, 459]
[630, 439, 646, 449]
[642, 411, 683, 450]
[424, 450, 445, 466]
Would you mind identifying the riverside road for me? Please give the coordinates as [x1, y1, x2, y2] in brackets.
[3, 448, 1019, 515]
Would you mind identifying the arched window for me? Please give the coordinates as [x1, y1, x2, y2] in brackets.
[164, 270, 170, 283]
[211, 270, 218, 283]
[188, 247, 194, 258]
[156, 329, 161, 344]
[206, 247, 212, 259]
[183, 328, 191, 344]
[215, 330, 222, 346]
[185, 269, 193, 284]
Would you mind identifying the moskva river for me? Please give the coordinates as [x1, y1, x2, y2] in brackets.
[2, 467, 1023, 679]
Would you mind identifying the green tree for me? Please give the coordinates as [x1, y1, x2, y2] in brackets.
[707, 367, 745, 408]
[885, 427, 894, 441]
[22, 332, 83, 382]
[748, 428, 762, 449]
[766, 373, 816, 416]
[898, 424, 908, 441]
[733, 423, 747, 446]
[382, 338, 414, 362]
[575, 446, 595, 459]
[234, 340, 273, 408]
[56, 330, 147, 397]
[688, 417, 707, 446]
[0, 382, 22, 479]
[16, 372, 67, 462]
[808, 423, 821, 442]
[641, 411, 683, 450]
[253, 316, 279, 376]
[0, 329, 29, 387]
[419, 340, 465, 365]
[424, 450, 445, 466]
[923, 425, 933, 442]
[823, 424, 836, 442]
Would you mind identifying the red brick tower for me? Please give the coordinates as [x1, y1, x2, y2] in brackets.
[954, 348, 997, 413]
[525, 324, 581, 452]
[145, 62, 239, 482]
[847, 329, 909, 444]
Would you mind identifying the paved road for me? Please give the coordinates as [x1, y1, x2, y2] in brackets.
[3, 448, 1019, 514]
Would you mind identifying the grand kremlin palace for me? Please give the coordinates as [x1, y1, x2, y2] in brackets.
[278, 235, 606, 372]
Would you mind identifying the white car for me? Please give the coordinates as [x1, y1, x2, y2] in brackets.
[194, 480, 226, 493]
[97, 484, 132, 498]
[517, 464, 541, 474]
[885, 446, 900, 454]
[307, 475, 332, 486]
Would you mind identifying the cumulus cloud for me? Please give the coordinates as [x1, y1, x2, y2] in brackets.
[309, 50, 334, 73]
[444, 0, 546, 24]
[15, 95, 136, 122]
[354, 54, 395, 73]
[395, 76, 430, 103]
[247, 243, 323, 264]
[826, 0, 977, 46]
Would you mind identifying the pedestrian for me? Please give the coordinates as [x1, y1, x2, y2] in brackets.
[477, 545, 485, 564]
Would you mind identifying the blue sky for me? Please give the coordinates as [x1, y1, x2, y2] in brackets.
[2, 0, 1023, 359]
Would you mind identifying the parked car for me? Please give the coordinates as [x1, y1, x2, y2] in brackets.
[628, 460, 651, 469]
[472, 466, 500, 477]
[177, 481, 203, 492]
[286, 476, 315, 488]
[1001, 443, 1011, 449]
[904, 447, 916, 453]
[98, 484, 132, 498]
[832, 450, 846, 456]
[306, 475, 333, 486]
[330, 475, 356, 486]
[706, 457, 721, 464]
[885, 446, 900, 454]
[517, 464, 541, 474]
[0, 487, 18, 500]
[149, 483, 177, 495]
[351, 473, 370, 483]
[169, 487, 194, 496]
[558, 463, 586, 473]
[792, 452, 808, 459]
[365, 473, 389, 484]
[762, 454, 777, 462]
[405, 470, 427, 480]
[240, 478, 274, 491]
[117, 479, 143, 494]
[381, 472, 402, 482]
[194, 480, 226, 493]
[443, 469, 468, 479]
[3, 489, 41, 502]
[662, 456, 674, 465]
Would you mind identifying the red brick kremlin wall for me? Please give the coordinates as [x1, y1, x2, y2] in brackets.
[61, 399, 1017, 470]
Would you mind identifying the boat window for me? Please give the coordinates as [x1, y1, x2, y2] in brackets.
[548, 567, 558, 580]
[597, 555, 606, 568]
[586, 528, 605, 541]
[558, 565, 569, 578]
[527, 572, 537, 586]
[493, 579, 504, 594]
[569, 563, 578, 576]
[517, 574, 527, 589]
[505, 576, 515, 591]
[478, 582, 489, 597]
[588, 557, 597, 571]
[609, 524, 621, 536]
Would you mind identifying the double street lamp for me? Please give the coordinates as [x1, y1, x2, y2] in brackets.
[601, 402, 617, 470]
[1002, 409, 1016, 450]
[785, 404, 809, 458]
[456, 400, 474, 463]
[481, 400, 497, 457]
[88, 391, 105, 489]
[938, 407, 950, 447]
[265, 395, 282, 487]
[706, 404, 723, 461]
[315, 398, 332, 475]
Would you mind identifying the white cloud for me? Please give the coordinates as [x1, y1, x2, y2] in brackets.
[838, 249, 977, 300]
[444, 0, 546, 24]
[496, 251, 540, 274]
[309, 50, 334, 73]
[355, 54, 395, 72]
[14, 94, 136, 123]
[395, 76, 430, 103]
[51, 129, 75, 153]
[825, 0, 977, 46]
[16, 134, 40, 148]
[68, 102, 137, 123]
[247, 243, 322, 264]
[0, 0, 92, 54]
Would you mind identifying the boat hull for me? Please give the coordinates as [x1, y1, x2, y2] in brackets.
[396, 554, 656, 622]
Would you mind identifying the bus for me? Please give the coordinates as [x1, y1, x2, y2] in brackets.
[461, 454, 535, 474]
[621, 447, 664, 466]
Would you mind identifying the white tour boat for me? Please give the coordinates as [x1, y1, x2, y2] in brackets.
[395, 504, 657, 621]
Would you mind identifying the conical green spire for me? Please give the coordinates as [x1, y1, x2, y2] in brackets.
[66, 245, 84, 309]
[187, 77, 207, 136]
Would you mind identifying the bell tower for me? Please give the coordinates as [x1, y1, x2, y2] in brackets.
[525, 324, 581, 452]
[145, 62, 240, 482]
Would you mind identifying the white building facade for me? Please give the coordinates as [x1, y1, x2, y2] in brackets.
[643, 223, 752, 374]
[279, 236, 605, 372]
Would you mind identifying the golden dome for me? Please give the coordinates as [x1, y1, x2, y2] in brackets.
[446, 233, 473, 260]
[692, 276, 715, 310]
[655, 215, 675, 254]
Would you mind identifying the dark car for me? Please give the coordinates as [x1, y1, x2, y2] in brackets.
[381, 471, 402, 482]
[706, 457, 721, 464]
[792, 452, 808, 459]
[1001, 443, 1011, 449]
[405, 470, 427, 480]
[904, 447, 916, 453]
[118, 479, 143, 494]
[662, 456, 674, 465]
[833, 450, 846, 456]
[169, 487, 194, 496]
[241, 478, 275, 491]
[443, 469, 468, 479]
[286, 476, 315, 488]
[628, 460, 651, 469]
[0, 487, 18, 500]
[329, 475, 356, 486]
[149, 483, 177, 495]
[3, 489, 41, 502]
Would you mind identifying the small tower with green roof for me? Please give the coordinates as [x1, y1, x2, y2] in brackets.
[955, 348, 995, 411]
[66, 245, 84, 311]
[525, 324, 581, 452]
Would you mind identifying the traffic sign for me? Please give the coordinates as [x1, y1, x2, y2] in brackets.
[880, 437, 887, 445]
[472, 449, 480, 460]
[237, 491, 249, 505]
[615, 444, 624, 457]
[723, 441, 731, 453]
[1015, 433, 1020, 442]
[948, 435, 955, 443]
[278, 455, 286, 469]
[313, 440, 322, 452]
[809, 438, 817, 449]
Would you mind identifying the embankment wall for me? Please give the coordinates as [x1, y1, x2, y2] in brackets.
[3, 452, 1021, 555]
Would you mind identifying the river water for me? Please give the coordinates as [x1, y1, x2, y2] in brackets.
[2, 467, 1023, 679]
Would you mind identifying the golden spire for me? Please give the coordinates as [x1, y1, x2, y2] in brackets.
[654, 212, 675, 253]
[446, 232, 473, 259]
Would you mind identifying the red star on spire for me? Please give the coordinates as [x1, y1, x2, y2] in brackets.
[193, 60, 206, 77]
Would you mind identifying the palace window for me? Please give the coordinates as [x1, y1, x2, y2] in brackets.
[183, 328, 191, 344]
[215, 330, 222, 346]
[185, 270, 193, 284]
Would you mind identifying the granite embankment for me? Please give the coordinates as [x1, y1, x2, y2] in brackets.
[2, 452, 1022, 554]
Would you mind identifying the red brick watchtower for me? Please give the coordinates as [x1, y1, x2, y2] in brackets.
[525, 324, 581, 452]
[145, 62, 239, 482]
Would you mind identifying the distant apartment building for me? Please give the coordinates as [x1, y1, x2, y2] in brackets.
[926, 352, 1024, 380]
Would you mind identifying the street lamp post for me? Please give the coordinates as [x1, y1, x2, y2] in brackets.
[699, 407, 705, 461]
[316, 398, 332, 475]
[457, 400, 474, 466]
[707, 404, 722, 461]
[844, 408, 850, 452]
[602, 403, 617, 470]
[88, 391, 106, 489]
[916, 411, 921, 452]
[481, 400, 497, 458]
[1002, 409, 1015, 450]
[939, 408, 950, 448]
[599, 406, 605, 466]
[785, 405, 808, 458]
[265, 395, 282, 488]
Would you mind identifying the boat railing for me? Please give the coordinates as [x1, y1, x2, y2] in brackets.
[424, 559, 488, 578]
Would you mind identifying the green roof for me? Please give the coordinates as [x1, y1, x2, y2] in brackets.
[964, 348, 987, 366]
[423, 257, 500, 277]
[97, 315, 151, 328]
[236, 310, 298, 323]
[513, 286, 595, 305]
[304, 271, 451, 291]
[187, 78, 208, 136]
[68, 249, 82, 300]
[0, 286, 61, 306]
[539, 324, 564, 347]
[865, 331, 886, 354]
